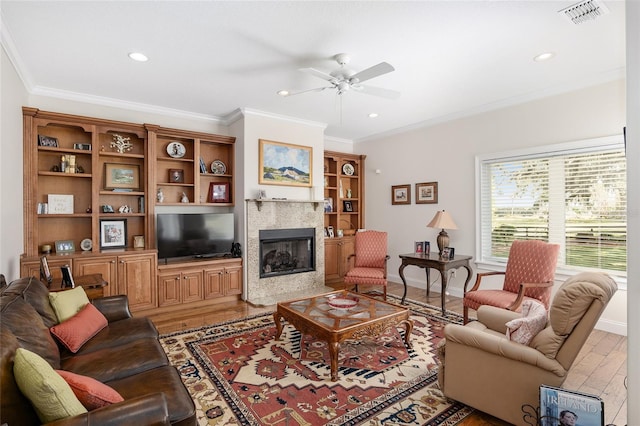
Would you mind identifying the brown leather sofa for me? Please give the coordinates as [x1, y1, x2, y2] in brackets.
[437, 272, 617, 425]
[1, 277, 196, 426]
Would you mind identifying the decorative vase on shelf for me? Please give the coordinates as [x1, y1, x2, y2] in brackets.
[346, 188, 352, 199]
[157, 188, 164, 203]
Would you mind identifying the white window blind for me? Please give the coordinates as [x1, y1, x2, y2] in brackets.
[477, 136, 626, 276]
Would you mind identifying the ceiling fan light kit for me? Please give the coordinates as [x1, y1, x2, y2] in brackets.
[282, 53, 400, 100]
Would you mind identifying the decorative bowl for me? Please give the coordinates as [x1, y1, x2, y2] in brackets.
[328, 295, 359, 310]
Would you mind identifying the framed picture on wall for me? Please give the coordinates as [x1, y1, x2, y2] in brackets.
[416, 182, 438, 204]
[258, 139, 312, 187]
[392, 184, 411, 205]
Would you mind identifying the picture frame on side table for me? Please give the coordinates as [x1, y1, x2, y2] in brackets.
[392, 184, 411, 205]
[40, 256, 52, 286]
[416, 182, 438, 204]
[258, 139, 312, 187]
[104, 163, 140, 191]
[208, 182, 230, 203]
[100, 219, 127, 249]
[415, 241, 424, 254]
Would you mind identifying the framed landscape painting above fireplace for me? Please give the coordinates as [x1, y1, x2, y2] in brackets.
[258, 139, 312, 187]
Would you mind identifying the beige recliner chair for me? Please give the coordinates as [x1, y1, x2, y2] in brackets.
[437, 272, 617, 425]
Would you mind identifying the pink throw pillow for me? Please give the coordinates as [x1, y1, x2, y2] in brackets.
[505, 300, 548, 345]
[56, 370, 124, 410]
[50, 303, 108, 353]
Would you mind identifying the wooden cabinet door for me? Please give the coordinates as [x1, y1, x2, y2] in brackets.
[74, 256, 117, 296]
[224, 264, 242, 295]
[117, 253, 157, 311]
[158, 271, 181, 307]
[182, 271, 203, 303]
[203, 267, 224, 299]
[324, 239, 340, 281]
[339, 237, 355, 277]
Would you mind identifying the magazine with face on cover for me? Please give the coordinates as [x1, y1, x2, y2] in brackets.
[539, 385, 604, 426]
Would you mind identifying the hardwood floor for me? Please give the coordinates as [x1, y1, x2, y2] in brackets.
[151, 281, 627, 426]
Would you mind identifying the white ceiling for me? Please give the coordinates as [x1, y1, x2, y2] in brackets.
[1, 1, 626, 142]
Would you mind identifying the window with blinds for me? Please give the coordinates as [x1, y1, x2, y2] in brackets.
[477, 136, 626, 276]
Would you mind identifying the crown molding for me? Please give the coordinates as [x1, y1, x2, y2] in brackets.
[226, 107, 327, 130]
[1, 10, 35, 92]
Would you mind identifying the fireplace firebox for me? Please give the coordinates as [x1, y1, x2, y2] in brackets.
[259, 228, 315, 278]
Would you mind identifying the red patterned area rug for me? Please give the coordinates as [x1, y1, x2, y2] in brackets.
[160, 295, 473, 425]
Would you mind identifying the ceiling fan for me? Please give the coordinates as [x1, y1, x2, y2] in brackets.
[280, 53, 400, 99]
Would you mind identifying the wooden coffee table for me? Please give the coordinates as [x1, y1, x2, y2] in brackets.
[274, 290, 413, 381]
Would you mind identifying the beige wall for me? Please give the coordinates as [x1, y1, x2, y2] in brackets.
[1, 48, 28, 279]
[357, 79, 627, 335]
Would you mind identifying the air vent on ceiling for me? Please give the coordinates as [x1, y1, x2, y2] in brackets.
[558, 0, 610, 24]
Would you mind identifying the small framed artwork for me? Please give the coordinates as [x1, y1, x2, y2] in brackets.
[392, 184, 411, 205]
[48, 194, 74, 214]
[415, 241, 424, 254]
[55, 240, 75, 253]
[40, 256, 52, 285]
[208, 182, 230, 203]
[416, 182, 438, 204]
[133, 235, 145, 248]
[424, 241, 431, 255]
[38, 135, 58, 147]
[73, 143, 92, 151]
[104, 163, 140, 190]
[258, 139, 312, 187]
[100, 219, 127, 249]
[343, 200, 353, 212]
[169, 169, 184, 183]
[327, 226, 335, 238]
[324, 227, 329, 237]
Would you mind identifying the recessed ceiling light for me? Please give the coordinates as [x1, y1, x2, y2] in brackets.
[277, 90, 289, 96]
[128, 52, 148, 62]
[533, 52, 555, 62]
[368, 113, 379, 118]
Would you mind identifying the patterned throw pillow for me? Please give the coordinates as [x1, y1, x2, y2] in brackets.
[505, 300, 548, 345]
[50, 303, 108, 353]
[13, 348, 87, 422]
[56, 370, 124, 410]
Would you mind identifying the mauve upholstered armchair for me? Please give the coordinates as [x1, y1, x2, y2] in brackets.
[344, 230, 389, 300]
[463, 239, 560, 323]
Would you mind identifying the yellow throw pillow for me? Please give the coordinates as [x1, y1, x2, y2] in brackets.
[48, 286, 90, 323]
[13, 348, 87, 422]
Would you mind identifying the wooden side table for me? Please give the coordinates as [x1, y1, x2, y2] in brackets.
[49, 274, 108, 300]
[398, 253, 473, 314]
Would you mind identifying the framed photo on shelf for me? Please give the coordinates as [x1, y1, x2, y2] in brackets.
[47, 194, 74, 214]
[258, 139, 312, 187]
[104, 163, 140, 190]
[324, 197, 333, 213]
[55, 240, 75, 253]
[100, 219, 127, 249]
[168, 168, 184, 183]
[343, 200, 353, 212]
[40, 256, 52, 286]
[38, 135, 58, 147]
[416, 182, 438, 204]
[392, 184, 411, 205]
[208, 182, 230, 203]
[327, 226, 335, 238]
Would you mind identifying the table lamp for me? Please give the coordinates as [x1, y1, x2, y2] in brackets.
[426, 210, 458, 256]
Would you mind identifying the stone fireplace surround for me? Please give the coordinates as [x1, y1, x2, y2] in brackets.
[245, 199, 330, 306]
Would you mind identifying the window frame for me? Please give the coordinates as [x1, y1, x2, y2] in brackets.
[475, 135, 627, 288]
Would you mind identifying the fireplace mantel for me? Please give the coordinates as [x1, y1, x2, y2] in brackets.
[247, 198, 322, 211]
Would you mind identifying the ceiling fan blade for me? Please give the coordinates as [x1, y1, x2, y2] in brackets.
[283, 86, 332, 97]
[299, 67, 337, 83]
[350, 62, 395, 83]
[355, 84, 401, 99]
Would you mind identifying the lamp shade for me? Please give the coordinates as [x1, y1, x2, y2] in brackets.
[426, 210, 458, 230]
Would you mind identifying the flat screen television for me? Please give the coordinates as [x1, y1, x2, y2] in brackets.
[156, 213, 235, 261]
